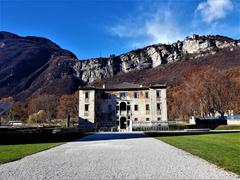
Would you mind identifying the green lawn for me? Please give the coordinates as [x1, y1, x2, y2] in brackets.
[215, 125, 240, 130]
[153, 133, 240, 175]
[0, 142, 64, 164]
[0, 132, 92, 164]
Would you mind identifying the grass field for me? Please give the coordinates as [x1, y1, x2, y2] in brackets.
[153, 133, 240, 175]
[0, 142, 64, 164]
[0, 132, 91, 164]
[215, 125, 240, 130]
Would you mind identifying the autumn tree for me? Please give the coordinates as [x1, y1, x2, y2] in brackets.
[11, 101, 28, 122]
[0, 97, 28, 123]
[200, 70, 240, 117]
[27, 110, 47, 124]
[168, 67, 240, 120]
[56, 91, 78, 121]
[27, 94, 58, 122]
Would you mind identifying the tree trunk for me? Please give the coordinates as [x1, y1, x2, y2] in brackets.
[66, 114, 70, 128]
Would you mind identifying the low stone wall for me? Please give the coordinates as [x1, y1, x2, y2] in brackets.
[227, 120, 240, 125]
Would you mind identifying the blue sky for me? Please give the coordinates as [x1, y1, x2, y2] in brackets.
[0, 0, 240, 59]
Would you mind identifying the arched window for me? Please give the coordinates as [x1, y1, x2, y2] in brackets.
[120, 102, 126, 111]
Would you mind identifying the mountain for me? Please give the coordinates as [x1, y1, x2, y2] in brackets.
[92, 46, 240, 87]
[0, 31, 79, 99]
[0, 32, 239, 100]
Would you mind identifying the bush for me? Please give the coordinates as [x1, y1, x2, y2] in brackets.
[27, 110, 47, 124]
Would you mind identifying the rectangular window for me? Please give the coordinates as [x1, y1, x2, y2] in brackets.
[85, 104, 89, 111]
[120, 92, 126, 98]
[127, 105, 131, 111]
[146, 104, 150, 111]
[134, 92, 138, 98]
[134, 104, 138, 111]
[134, 118, 138, 121]
[85, 92, 89, 99]
[145, 92, 149, 98]
[146, 118, 150, 121]
[156, 90, 160, 98]
[157, 103, 161, 110]
[157, 117, 161, 121]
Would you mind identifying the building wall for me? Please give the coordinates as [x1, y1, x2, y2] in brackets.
[160, 88, 168, 122]
[95, 91, 117, 127]
[79, 90, 95, 123]
[79, 87, 168, 129]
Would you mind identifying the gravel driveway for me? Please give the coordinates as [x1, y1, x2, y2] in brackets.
[0, 132, 238, 179]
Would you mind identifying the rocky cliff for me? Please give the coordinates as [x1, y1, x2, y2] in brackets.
[0, 31, 239, 100]
[74, 34, 240, 85]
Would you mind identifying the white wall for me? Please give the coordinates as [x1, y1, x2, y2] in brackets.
[79, 90, 95, 123]
[78, 87, 168, 127]
[160, 88, 168, 122]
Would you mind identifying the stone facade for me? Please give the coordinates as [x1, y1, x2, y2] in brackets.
[78, 82, 168, 131]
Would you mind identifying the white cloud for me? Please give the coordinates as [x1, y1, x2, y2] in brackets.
[109, 8, 184, 48]
[196, 0, 233, 23]
[145, 10, 183, 45]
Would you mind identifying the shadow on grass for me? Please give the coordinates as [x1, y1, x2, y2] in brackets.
[1, 128, 239, 145]
[76, 132, 147, 142]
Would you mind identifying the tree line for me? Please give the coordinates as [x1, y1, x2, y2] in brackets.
[168, 67, 240, 121]
[1, 67, 240, 124]
[0, 92, 79, 125]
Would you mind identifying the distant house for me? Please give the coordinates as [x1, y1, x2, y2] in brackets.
[78, 82, 168, 131]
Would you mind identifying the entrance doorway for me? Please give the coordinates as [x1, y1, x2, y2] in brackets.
[120, 102, 126, 111]
[120, 117, 127, 129]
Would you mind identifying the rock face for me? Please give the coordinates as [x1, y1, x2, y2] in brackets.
[92, 47, 240, 88]
[182, 34, 239, 54]
[0, 31, 239, 100]
[74, 34, 240, 84]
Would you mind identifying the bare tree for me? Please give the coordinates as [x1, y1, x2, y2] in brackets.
[28, 94, 58, 122]
[56, 91, 78, 121]
[168, 67, 240, 120]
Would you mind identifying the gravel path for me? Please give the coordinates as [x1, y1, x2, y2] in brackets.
[0, 132, 238, 179]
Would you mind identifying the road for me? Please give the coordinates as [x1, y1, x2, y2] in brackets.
[0, 132, 237, 179]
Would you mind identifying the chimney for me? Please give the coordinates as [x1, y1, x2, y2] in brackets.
[102, 83, 106, 89]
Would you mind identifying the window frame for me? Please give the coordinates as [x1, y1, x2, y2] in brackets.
[134, 104, 138, 111]
[85, 104, 89, 112]
[134, 92, 139, 98]
[145, 92, 149, 98]
[85, 92, 89, 99]
[120, 92, 126, 98]
[146, 104, 150, 111]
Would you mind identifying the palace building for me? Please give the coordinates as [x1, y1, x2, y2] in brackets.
[78, 82, 168, 131]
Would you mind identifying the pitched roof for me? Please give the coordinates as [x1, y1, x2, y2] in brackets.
[79, 82, 166, 90]
[107, 82, 146, 89]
